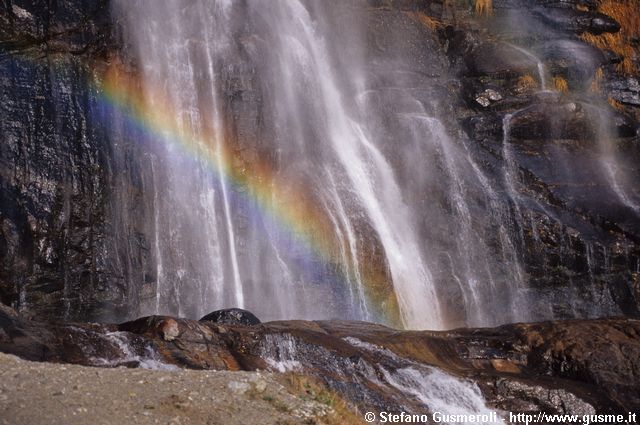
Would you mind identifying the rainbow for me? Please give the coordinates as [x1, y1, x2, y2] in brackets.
[96, 62, 403, 327]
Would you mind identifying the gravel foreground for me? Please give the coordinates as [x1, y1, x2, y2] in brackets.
[0, 353, 348, 425]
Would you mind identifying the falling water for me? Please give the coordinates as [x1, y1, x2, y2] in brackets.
[588, 104, 640, 213]
[111, 0, 541, 329]
[507, 44, 548, 90]
[67, 326, 180, 370]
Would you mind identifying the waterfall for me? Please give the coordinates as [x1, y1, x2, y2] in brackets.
[110, 0, 533, 329]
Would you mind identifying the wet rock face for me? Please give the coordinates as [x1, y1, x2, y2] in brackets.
[0, 1, 111, 53]
[1, 309, 638, 414]
[440, 0, 640, 317]
[0, 1, 154, 322]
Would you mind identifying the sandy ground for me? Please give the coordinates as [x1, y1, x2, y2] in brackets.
[0, 353, 339, 425]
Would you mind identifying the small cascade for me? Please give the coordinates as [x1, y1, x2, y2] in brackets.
[260, 334, 303, 373]
[586, 243, 596, 281]
[258, 333, 504, 420]
[66, 326, 179, 370]
[345, 337, 500, 420]
[380, 367, 499, 423]
[589, 104, 640, 213]
[507, 44, 549, 90]
[501, 113, 527, 241]
[91, 331, 179, 371]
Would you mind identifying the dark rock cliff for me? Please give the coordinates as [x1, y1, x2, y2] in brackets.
[0, 0, 639, 322]
[0, 0, 153, 321]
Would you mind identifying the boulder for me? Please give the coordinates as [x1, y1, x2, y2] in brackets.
[200, 308, 261, 326]
[465, 42, 541, 78]
[533, 8, 621, 34]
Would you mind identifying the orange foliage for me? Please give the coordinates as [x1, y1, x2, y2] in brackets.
[475, 0, 493, 16]
[589, 67, 605, 92]
[608, 96, 626, 110]
[581, 0, 640, 74]
[553, 76, 570, 93]
[516, 74, 539, 91]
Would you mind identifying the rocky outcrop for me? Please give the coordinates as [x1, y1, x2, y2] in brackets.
[1, 308, 639, 415]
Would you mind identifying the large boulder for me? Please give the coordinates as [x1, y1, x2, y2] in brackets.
[533, 8, 621, 34]
[199, 308, 261, 326]
[465, 42, 542, 79]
